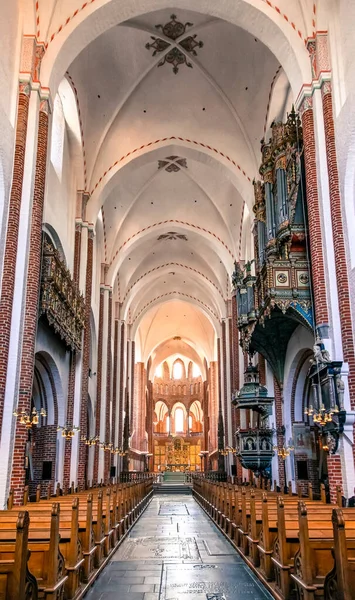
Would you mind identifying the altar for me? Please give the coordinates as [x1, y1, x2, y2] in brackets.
[153, 435, 201, 472]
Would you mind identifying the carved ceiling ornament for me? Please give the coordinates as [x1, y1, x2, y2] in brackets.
[145, 14, 204, 74]
[157, 232, 188, 241]
[158, 156, 188, 172]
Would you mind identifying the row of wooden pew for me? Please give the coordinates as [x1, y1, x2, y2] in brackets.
[0, 478, 153, 600]
[192, 476, 355, 600]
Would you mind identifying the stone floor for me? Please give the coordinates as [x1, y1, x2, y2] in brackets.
[85, 494, 273, 600]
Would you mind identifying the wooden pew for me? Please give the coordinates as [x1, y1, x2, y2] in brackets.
[0, 504, 67, 599]
[0, 510, 38, 600]
[323, 508, 355, 600]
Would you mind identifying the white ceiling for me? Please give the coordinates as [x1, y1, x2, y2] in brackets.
[57, 5, 297, 372]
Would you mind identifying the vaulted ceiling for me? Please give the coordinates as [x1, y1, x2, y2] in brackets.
[43, 2, 311, 372]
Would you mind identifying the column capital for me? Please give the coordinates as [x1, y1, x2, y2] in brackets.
[296, 91, 313, 116]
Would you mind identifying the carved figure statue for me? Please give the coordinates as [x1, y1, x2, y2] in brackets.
[311, 342, 331, 366]
[335, 374, 345, 409]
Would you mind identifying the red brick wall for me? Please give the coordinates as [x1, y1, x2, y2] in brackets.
[63, 350, 76, 490]
[0, 87, 30, 436]
[11, 103, 49, 504]
[118, 322, 125, 447]
[322, 88, 355, 406]
[232, 296, 242, 480]
[327, 454, 343, 504]
[63, 219, 82, 490]
[222, 321, 229, 446]
[104, 293, 112, 480]
[93, 288, 104, 482]
[77, 230, 94, 489]
[274, 377, 285, 489]
[30, 424, 57, 498]
[111, 318, 119, 466]
[301, 103, 329, 327]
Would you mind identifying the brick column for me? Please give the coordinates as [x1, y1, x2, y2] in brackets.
[217, 338, 225, 472]
[111, 317, 119, 469]
[322, 86, 355, 403]
[300, 98, 330, 330]
[232, 295, 242, 480]
[118, 322, 125, 448]
[222, 320, 229, 447]
[77, 228, 94, 490]
[10, 100, 50, 504]
[104, 292, 112, 481]
[209, 362, 218, 452]
[63, 350, 76, 491]
[93, 288, 104, 483]
[274, 377, 285, 491]
[0, 85, 30, 435]
[63, 221, 82, 491]
[327, 454, 343, 504]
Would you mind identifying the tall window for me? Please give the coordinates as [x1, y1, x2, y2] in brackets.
[51, 94, 65, 180]
[166, 416, 170, 433]
[175, 408, 184, 432]
[155, 364, 162, 378]
[192, 363, 200, 377]
[173, 361, 183, 379]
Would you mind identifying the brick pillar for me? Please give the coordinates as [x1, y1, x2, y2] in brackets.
[232, 295, 242, 480]
[300, 99, 330, 329]
[259, 355, 266, 386]
[93, 289, 104, 483]
[209, 362, 218, 452]
[327, 454, 343, 504]
[73, 222, 82, 284]
[0, 85, 30, 435]
[104, 292, 112, 481]
[77, 228, 94, 490]
[63, 220, 82, 491]
[118, 322, 125, 447]
[10, 100, 50, 504]
[274, 377, 285, 491]
[322, 86, 355, 403]
[63, 350, 76, 491]
[222, 320, 229, 446]
[217, 338, 225, 472]
[111, 318, 119, 468]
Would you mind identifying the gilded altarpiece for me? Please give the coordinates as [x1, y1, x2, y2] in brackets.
[154, 437, 201, 471]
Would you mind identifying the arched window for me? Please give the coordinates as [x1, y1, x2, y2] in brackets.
[193, 363, 200, 377]
[160, 385, 163, 394]
[165, 385, 168, 395]
[172, 385, 176, 395]
[51, 94, 65, 180]
[175, 408, 184, 433]
[178, 385, 182, 395]
[183, 385, 187, 395]
[155, 364, 162, 378]
[173, 362, 183, 379]
[190, 384, 193, 395]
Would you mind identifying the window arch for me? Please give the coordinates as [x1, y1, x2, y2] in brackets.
[175, 408, 184, 433]
[173, 361, 183, 379]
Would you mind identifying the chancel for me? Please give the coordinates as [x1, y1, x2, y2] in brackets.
[0, 1, 355, 599]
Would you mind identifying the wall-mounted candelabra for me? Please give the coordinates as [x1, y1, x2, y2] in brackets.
[57, 423, 80, 439]
[13, 407, 46, 428]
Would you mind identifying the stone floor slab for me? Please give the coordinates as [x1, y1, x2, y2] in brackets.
[85, 494, 273, 600]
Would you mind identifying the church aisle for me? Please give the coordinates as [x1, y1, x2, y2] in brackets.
[86, 494, 272, 600]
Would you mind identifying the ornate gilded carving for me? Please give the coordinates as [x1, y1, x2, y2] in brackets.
[40, 239, 85, 351]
